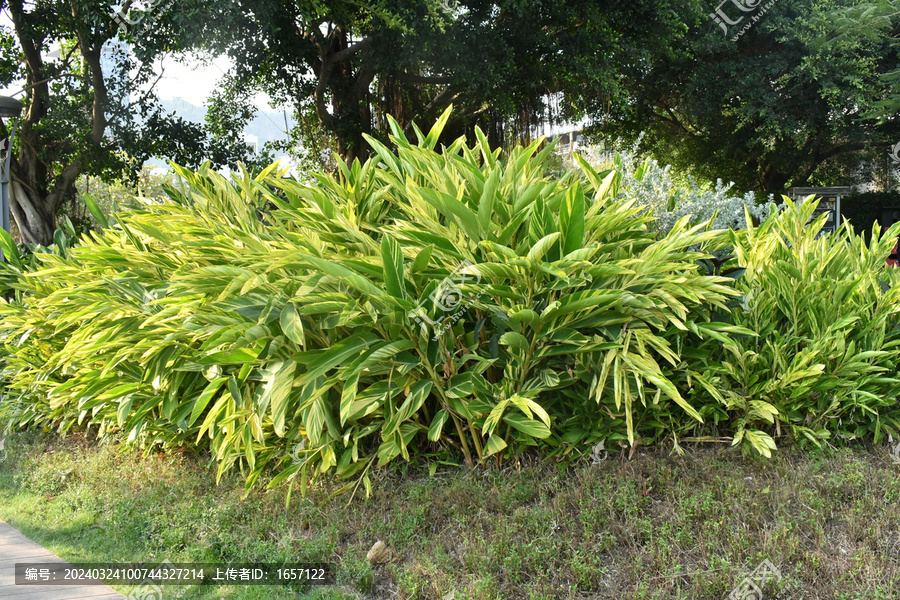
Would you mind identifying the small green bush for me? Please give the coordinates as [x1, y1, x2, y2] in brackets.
[577, 146, 776, 237]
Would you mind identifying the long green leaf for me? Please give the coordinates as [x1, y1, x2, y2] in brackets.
[380, 234, 405, 299]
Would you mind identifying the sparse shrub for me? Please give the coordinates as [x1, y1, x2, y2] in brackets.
[580, 146, 778, 237]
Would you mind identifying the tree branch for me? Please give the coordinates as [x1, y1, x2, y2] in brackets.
[654, 104, 702, 139]
[330, 36, 374, 63]
[79, 44, 109, 146]
[446, 103, 490, 129]
[8, 0, 49, 124]
[127, 57, 168, 111]
[395, 72, 454, 85]
[796, 141, 869, 183]
[404, 86, 460, 137]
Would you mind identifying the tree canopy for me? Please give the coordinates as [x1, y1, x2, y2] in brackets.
[187, 0, 691, 162]
[3, 0, 898, 245]
[588, 0, 900, 193]
[0, 0, 256, 244]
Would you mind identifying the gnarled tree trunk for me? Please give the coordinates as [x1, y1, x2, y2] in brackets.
[8, 155, 80, 246]
[6, 0, 108, 246]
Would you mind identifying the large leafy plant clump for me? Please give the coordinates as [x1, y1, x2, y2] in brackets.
[680, 199, 900, 456]
[0, 109, 757, 494]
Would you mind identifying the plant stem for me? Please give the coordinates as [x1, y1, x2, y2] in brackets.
[450, 412, 474, 467]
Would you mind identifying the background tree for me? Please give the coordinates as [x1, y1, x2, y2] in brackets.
[0, 0, 258, 245]
[814, 0, 900, 120]
[584, 0, 900, 194]
[190, 0, 690, 162]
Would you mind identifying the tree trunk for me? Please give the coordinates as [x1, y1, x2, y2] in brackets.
[325, 76, 371, 162]
[8, 0, 92, 246]
[8, 152, 80, 246]
[9, 178, 57, 246]
[758, 165, 790, 195]
[311, 30, 378, 163]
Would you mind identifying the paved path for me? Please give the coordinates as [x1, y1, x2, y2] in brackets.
[0, 518, 125, 599]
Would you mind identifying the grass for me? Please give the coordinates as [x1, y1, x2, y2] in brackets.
[2, 430, 900, 599]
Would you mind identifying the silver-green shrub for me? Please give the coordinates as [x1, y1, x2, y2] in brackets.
[578, 145, 781, 236]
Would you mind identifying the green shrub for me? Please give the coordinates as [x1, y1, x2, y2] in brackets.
[5, 110, 900, 495]
[0, 108, 745, 494]
[679, 198, 900, 455]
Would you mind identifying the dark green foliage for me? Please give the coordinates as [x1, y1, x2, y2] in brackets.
[0, 0, 261, 246]
[840, 191, 900, 242]
[590, 0, 900, 194]
[186, 0, 692, 160]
